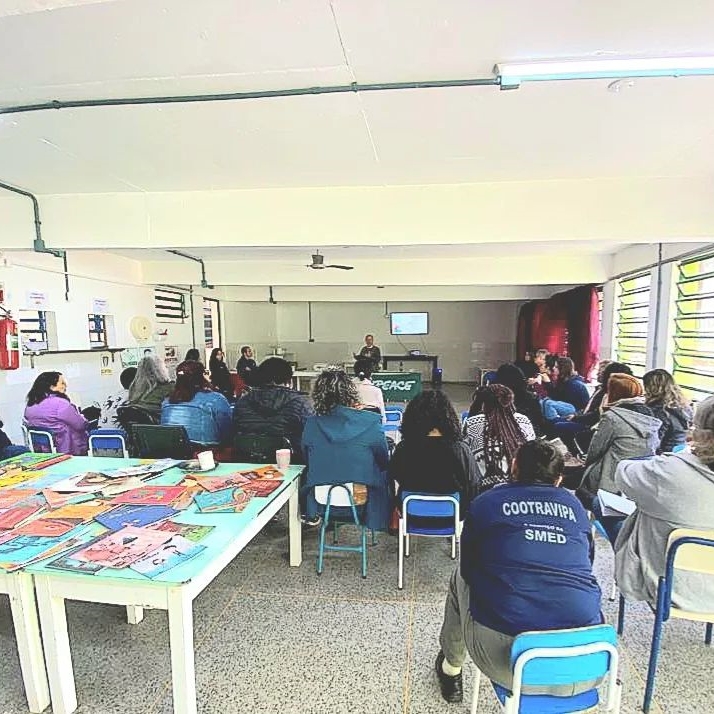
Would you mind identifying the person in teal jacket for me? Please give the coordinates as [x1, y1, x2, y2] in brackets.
[302, 369, 391, 531]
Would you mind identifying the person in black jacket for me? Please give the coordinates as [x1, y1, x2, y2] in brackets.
[643, 368, 692, 453]
[236, 345, 258, 386]
[492, 363, 548, 437]
[232, 357, 314, 462]
[208, 347, 234, 401]
[389, 391, 477, 512]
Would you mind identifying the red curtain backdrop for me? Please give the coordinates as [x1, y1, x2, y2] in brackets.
[516, 285, 601, 379]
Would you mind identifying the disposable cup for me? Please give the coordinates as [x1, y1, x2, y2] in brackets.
[275, 449, 291, 470]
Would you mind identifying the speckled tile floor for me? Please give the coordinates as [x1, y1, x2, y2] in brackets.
[1, 385, 713, 713]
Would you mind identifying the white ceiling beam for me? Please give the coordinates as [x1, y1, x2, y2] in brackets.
[0, 176, 712, 251]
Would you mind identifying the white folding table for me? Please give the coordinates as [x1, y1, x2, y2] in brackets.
[25, 461, 303, 714]
[0, 569, 50, 713]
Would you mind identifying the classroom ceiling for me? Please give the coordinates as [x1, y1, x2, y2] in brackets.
[1, 0, 713, 297]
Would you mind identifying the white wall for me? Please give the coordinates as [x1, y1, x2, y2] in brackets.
[0, 251, 207, 444]
[221, 300, 519, 382]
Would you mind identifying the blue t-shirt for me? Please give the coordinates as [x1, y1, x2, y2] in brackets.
[461, 483, 602, 636]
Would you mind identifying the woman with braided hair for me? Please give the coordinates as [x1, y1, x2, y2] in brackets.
[464, 384, 535, 492]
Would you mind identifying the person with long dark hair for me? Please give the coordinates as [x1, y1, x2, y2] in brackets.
[643, 368, 692, 453]
[464, 384, 534, 492]
[208, 347, 234, 400]
[389, 390, 477, 509]
[492, 363, 547, 437]
[161, 360, 232, 445]
[302, 369, 390, 530]
[549, 357, 590, 411]
[24, 371, 90, 454]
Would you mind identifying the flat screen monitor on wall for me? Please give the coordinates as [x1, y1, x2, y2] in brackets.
[390, 312, 429, 335]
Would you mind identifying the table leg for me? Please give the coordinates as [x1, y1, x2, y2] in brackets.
[167, 589, 196, 714]
[34, 575, 77, 714]
[126, 605, 144, 624]
[288, 479, 303, 567]
[8, 573, 50, 713]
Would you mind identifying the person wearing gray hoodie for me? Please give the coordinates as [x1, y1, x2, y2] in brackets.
[614, 395, 714, 611]
[579, 374, 662, 502]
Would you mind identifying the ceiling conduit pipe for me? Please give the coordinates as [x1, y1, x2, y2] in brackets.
[0, 77, 500, 116]
[0, 180, 70, 300]
[166, 249, 214, 289]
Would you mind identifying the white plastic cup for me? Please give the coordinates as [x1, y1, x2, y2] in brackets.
[275, 449, 291, 470]
[197, 450, 216, 471]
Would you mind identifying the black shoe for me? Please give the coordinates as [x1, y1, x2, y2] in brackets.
[435, 651, 463, 703]
[301, 515, 321, 527]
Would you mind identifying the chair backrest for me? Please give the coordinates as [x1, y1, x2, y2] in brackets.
[116, 405, 159, 430]
[510, 624, 618, 692]
[88, 430, 129, 458]
[401, 492, 460, 534]
[384, 408, 403, 425]
[26, 428, 57, 454]
[131, 424, 193, 459]
[482, 370, 498, 386]
[233, 434, 291, 463]
[314, 483, 355, 507]
[662, 528, 714, 618]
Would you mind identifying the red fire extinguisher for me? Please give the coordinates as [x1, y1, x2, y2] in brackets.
[0, 315, 20, 370]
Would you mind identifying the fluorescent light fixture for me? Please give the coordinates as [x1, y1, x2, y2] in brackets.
[495, 56, 714, 89]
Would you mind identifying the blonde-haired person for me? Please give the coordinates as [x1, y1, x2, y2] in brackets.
[614, 395, 714, 611]
[125, 355, 174, 418]
[643, 368, 692, 453]
[579, 374, 662, 536]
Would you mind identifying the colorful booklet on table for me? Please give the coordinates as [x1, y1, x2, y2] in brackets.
[186, 473, 253, 492]
[0, 503, 45, 530]
[130, 535, 206, 578]
[240, 466, 284, 480]
[42, 489, 95, 510]
[0, 533, 85, 572]
[38, 499, 111, 522]
[194, 487, 252, 514]
[13, 518, 81, 538]
[151, 521, 214, 542]
[98, 459, 182, 479]
[0, 488, 39, 509]
[112, 486, 188, 507]
[242, 479, 283, 498]
[73, 526, 172, 569]
[0, 469, 45, 489]
[95, 504, 177, 531]
[0, 452, 71, 470]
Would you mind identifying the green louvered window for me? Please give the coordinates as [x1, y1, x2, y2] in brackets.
[672, 252, 714, 400]
[614, 272, 650, 377]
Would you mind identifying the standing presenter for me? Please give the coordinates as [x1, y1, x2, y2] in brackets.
[355, 334, 382, 371]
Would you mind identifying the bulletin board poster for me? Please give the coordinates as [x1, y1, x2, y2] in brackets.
[120, 347, 155, 368]
[99, 352, 114, 376]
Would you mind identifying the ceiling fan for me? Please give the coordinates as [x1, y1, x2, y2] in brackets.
[306, 250, 354, 271]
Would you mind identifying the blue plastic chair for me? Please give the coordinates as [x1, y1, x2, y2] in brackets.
[617, 528, 714, 713]
[382, 407, 404, 443]
[672, 443, 686, 453]
[314, 483, 369, 578]
[88, 429, 129, 458]
[471, 624, 621, 714]
[461, 410, 470, 427]
[25, 427, 57, 454]
[482, 370, 498, 386]
[398, 491, 460, 589]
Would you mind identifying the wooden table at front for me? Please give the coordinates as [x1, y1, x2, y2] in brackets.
[23, 458, 304, 714]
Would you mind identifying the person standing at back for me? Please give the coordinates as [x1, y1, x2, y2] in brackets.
[233, 357, 314, 463]
[356, 334, 381, 371]
[236, 345, 258, 386]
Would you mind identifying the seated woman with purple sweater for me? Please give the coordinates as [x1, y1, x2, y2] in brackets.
[24, 371, 90, 455]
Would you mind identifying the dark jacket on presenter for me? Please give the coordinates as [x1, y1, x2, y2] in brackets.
[357, 335, 381, 370]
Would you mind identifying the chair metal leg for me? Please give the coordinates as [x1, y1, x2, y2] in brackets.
[398, 521, 404, 590]
[609, 580, 617, 601]
[361, 526, 367, 579]
[470, 664, 482, 714]
[643, 583, 667, 713]
[617, 593, 626, 635]
[371, 529, 377, 546]
[405, 533, 410, 557]
[333, 522, 339, 545]
[706, 622, 713, 645]
[451, 535, 456, 560]
[317, 521, 327, 575]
